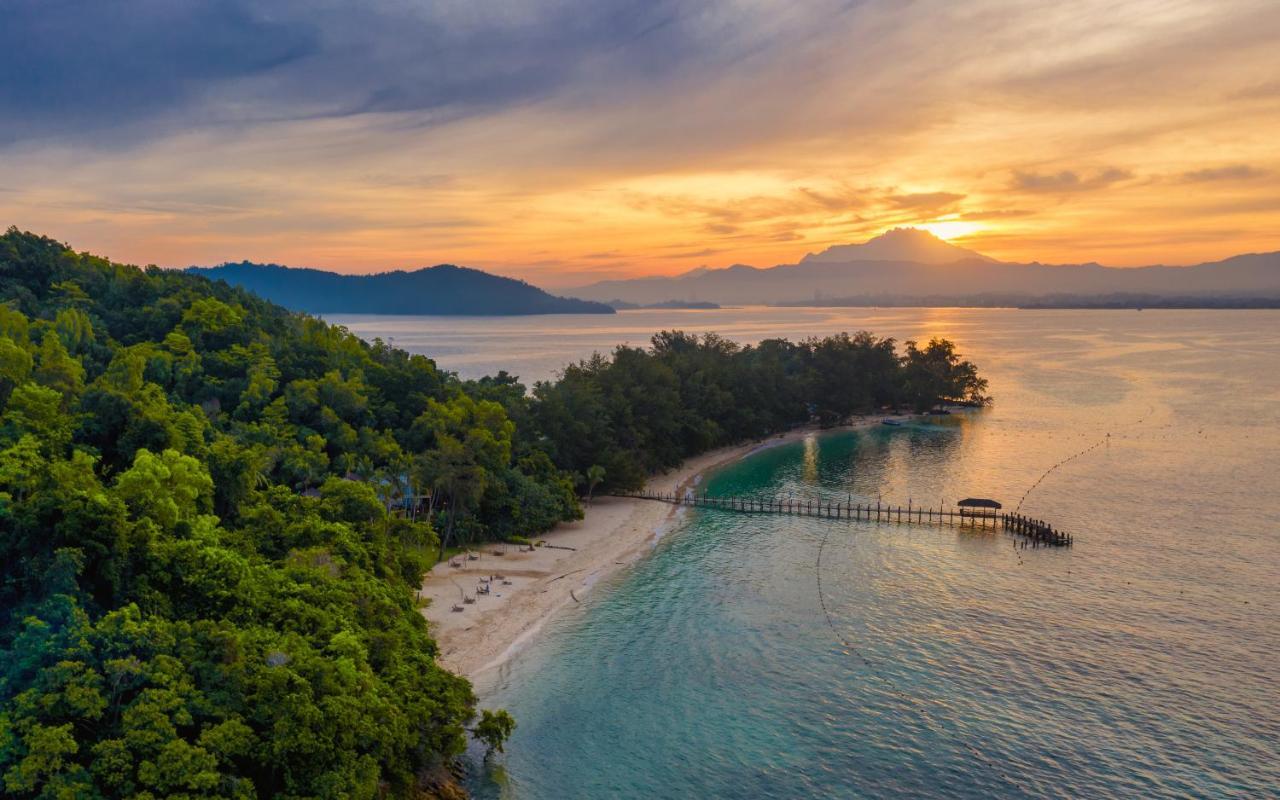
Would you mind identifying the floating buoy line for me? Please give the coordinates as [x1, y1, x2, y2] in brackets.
[1015, 404, 1154, 513]
[804, 404, 1165, 792]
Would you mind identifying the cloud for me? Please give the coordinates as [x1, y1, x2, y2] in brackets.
[0, 1, 314, 142]
[1233, 79, 1280, 100]
[667, 248, 723, 258]
[1180, 164, 1268, 182]
[887, 192, 965, 210]
[626, 182, 873, 227]
[957, 209, 1034, 220]
[703, 223, 740, 235]
[797, 186, 868, 211]
[1011, 168, 1132, 192]
[2, 0, 1279, 274]
[0, 0, 701, 144]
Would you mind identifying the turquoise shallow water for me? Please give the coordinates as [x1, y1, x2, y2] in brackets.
[338, 309, 1280, 798]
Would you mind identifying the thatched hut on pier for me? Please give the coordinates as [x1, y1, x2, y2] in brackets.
[957, 497, 1002, 524]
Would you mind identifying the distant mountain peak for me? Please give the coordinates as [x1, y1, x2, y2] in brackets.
[801, 227, 995, 265]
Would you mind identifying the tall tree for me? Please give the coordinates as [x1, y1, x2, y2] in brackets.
[585, 464, 606, 506]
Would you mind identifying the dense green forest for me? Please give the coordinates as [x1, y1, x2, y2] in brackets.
[0, 228, 986, 798]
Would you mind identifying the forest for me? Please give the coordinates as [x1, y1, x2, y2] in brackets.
[0, 228, 986, 798]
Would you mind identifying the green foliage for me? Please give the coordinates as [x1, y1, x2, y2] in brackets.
[900, 337, 990, 411]
[0, 229, 503, 799]
[532, 329, 987, 493]
[113, 448, 214, 531]
[585, 464, 606, 506]
[53, 307, 96, 353]
[473, 709, 516, 755]
[34, 331, 86, 402]
[0, 227, 986, 798]
[0, 335, 33, 403]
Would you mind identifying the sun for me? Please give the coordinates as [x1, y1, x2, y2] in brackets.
[916, 220, 983, 242]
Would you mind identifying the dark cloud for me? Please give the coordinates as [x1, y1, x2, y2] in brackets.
[0, 0, 695, 143]
[1180, 164, 1268, 182]
[1011, 168, 1131, 192]
[0, 1, 315, 141]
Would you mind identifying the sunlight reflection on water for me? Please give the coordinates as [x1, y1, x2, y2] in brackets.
[335, 308, 1280, 799]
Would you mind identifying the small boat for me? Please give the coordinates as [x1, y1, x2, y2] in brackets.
[881, 419, 903, 426]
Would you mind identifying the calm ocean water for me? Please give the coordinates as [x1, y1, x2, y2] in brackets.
[336, 309, 1280, 798]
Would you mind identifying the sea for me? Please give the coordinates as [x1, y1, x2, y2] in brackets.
[331, 308, 1280, 799]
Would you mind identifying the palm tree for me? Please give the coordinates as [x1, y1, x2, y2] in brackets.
[585, 464, 606, 507]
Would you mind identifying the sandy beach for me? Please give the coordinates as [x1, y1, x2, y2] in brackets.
[419, 417, 891, 689]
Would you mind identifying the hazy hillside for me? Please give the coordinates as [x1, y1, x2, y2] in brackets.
[571, 230, 1280, 306]
[191, 262, 615, 315]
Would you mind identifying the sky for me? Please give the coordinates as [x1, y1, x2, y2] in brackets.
[2, 0, 1279, 288]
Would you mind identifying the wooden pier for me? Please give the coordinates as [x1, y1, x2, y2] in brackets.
[620, 490, 1072, 547]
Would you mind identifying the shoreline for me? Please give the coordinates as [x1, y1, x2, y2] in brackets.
[418, 414, 897, 693]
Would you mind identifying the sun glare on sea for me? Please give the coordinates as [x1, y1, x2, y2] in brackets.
[917, 220, 983, 241]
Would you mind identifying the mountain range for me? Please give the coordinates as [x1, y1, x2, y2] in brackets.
[570, 228, 1280, 307]
[190, 229, 1280, 315]
[188, 262, 614, 316]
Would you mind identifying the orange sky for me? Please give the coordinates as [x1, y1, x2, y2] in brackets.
[2, 0, 1278, 288]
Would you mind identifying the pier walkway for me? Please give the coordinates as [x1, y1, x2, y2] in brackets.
[619, 490, 1073, 547]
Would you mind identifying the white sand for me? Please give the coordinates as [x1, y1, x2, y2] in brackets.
[419, 416, 896, 688]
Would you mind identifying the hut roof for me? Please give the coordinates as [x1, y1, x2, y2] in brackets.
[957, 497, 1002, 509]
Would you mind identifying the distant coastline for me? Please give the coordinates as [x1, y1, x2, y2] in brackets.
[190, 261, 615, 316]
[775, 294, 1280, 310]
[606, 299, 722, 310]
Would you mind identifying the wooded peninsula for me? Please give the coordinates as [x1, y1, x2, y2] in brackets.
[0, 228, 987, 799]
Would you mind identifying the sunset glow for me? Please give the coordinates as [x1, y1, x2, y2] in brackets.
[915, 221, 985, 243]
[2, 1, 1279, 286]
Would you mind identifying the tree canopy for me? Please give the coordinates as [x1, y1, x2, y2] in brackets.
[0, 228, 986, 798]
